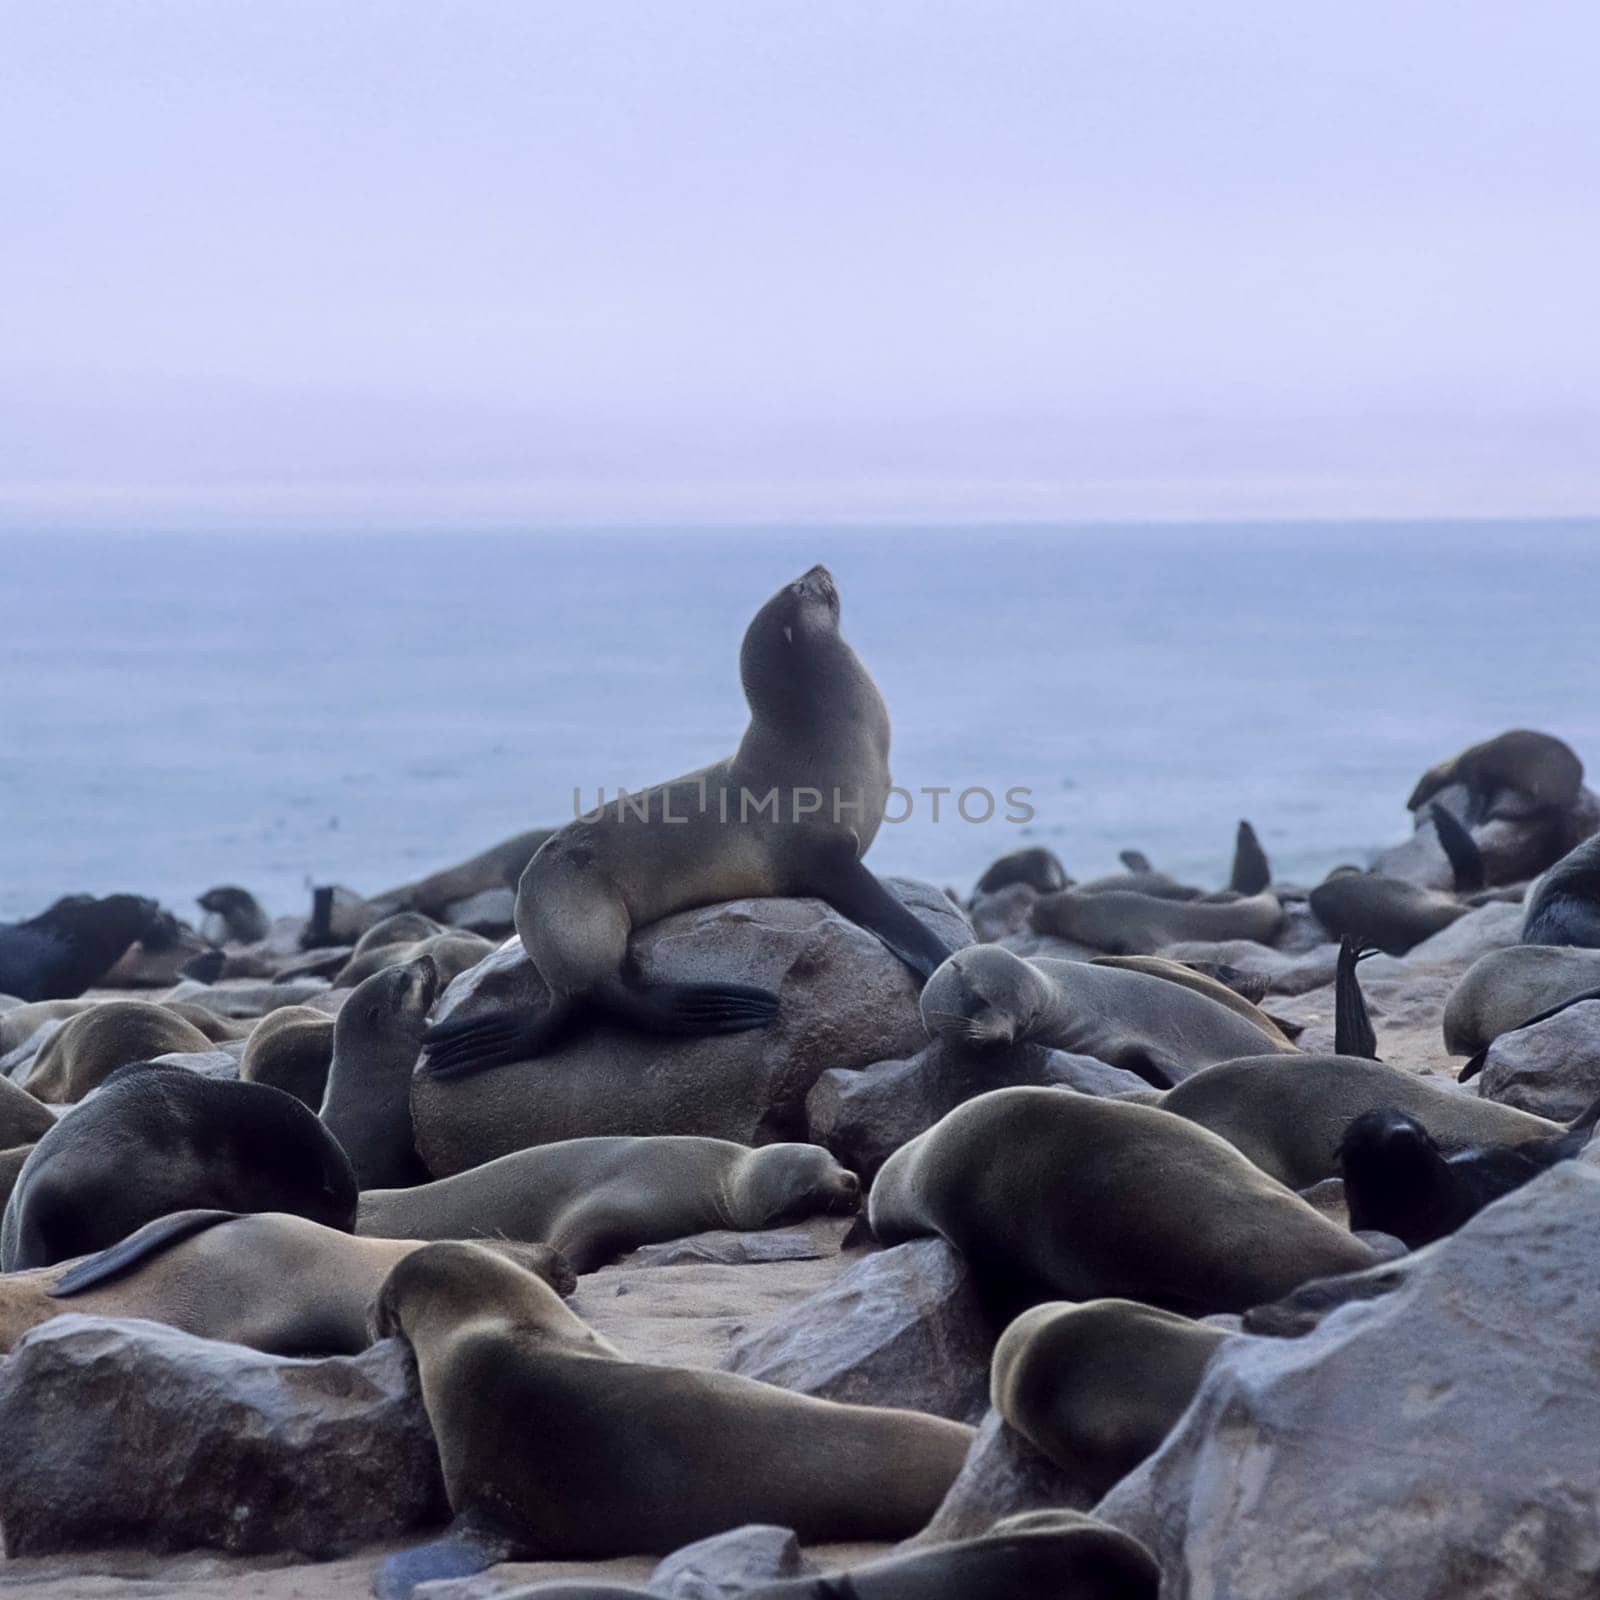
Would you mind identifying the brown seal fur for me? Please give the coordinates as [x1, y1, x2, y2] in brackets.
[0, 1076, 55, 1148]
[868, 1087, 1374, 1313]
[20, 1000, 214, 1103]
[1408, 729, 1583, 820]
[0, 1209, 573, 1356]
[1088, 955, 1294, 1045]
[372, 1242, 973, 1563]
[1443, 945, 1600, 1055]
[239, 1004, 336, 1109]
[1030, 888, 1283, 954]
[358, 1136, 859, 1271]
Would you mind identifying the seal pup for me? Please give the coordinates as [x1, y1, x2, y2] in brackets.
[868, 1088, 1375, 1312]
[0, 1064, 358, 1270]
[1521, 832, 1600, 947]
[0, 894, 164, 1002]
[992, 1298, 1231, 1496]
[1029, 887, 1283, 953]
[238, 1004, 335, 1109]
[1408, 729, 1583, 822]
[493, 1512, 1159, 1600]
[358, 1137, 859, 1270]
[422, 567, 955, 1077]
[1157, 1053, 1560, 1188]
[197, 885, 271, 946]
[20, 999, 214, 1103]
[0, 1209, 573, 1356]
[920, 946, 1293, 1088]
[319, 956, 439, 1189]
[371, 1242, 972, 1592]
[1338, 1100, 1598, 1249]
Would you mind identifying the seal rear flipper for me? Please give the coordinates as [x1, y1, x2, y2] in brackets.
[1229, 820, 1271, 895]
[50, 1210, 240, 1297]
[809, 854, 956, 982]
[1334, 938, 1380, 1060]
[373, 1511, 520, 1600]
[592, 974, 780, 1037]
[421, 1003, 572, 1078]
[1429, 803, 1485, 894]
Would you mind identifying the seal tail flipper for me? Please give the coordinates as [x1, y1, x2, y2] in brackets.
[373, 1513, 518, 1600]
[809, 854, 956, 982]
[421, 1002, 572, 1079]
[592, 975, 780, 1036]
[1334, 938, 1380, 1060]
[50, 1210, 240, 1297]
[1430, 803, 1486, 893]
[1229, 820, 1271, 895]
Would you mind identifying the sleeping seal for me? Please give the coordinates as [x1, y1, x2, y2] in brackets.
[919, 945, 1293, 1087]
[423, 568, 956, 1076]
[868, 1087, 1375, 1312]
[1029, 888, 1283, 953]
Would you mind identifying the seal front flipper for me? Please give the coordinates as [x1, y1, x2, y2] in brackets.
[422, 1001, 574, 1078]
[50, 1209, 240, 1297]
[1229, 820, 1271, 895]
[1429, 803, 1485, 894]
[1334, 938, 1380, 1060]
[373, 1511, 520, 1600]
[590, 971, 780, 1036]
[1120, 849, 1154, 873]
[807, 849, 957, 982]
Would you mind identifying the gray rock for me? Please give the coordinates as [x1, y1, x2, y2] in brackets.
[625, 1220, 847, 1269]
[1097, 1161, 1600, 1599]
[148, 1048, 242, 1081]
[1479, 1000, 1600, 1121]
[911, 1409, 1094, 1547]
[414, 882, 973, 1174]
[0, 1317, 445, 1557]
[1404, 900, 1524, 966]
[722, 1238, 993, 1424]
[443, 887, 518, 934]
[649, 1524, 812, 1597]
[807, 1038, 1146, 1181]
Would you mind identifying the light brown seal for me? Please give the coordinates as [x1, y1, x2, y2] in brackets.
[1030, 887, 1283, 953]
[20, 999, 214, 1103]
[239, 1004, 335, 1109]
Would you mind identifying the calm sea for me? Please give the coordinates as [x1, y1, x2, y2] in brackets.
[2, 524, 1596, 922]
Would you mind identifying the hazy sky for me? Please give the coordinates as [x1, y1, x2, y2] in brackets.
[3, 2, 1598, 527]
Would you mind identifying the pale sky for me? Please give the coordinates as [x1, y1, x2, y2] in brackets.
[3, 1, 1598, 528]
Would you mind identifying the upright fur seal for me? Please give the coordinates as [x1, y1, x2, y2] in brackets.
[358, 1137, 859, 1270]
[423, 567, 955, 1076]
[920, 946, 1293, 1087]
[0, 894, 164, 1002]
[197, 885, 272, 946]
[992, 1298, 1230, 1497]
[20, 999, 214, 1104]
[1408, 729, 1583, 821]
[0, 1065, 358, 1270]
[319, 956, 439, 1189]
[372, 1242, 972, 1590]
[869, 1088, 1375, 1312]
[0, 1209, 573, 1356]
[1029, 888, 1283, 953]
[1158, 1053, 1560, 1188]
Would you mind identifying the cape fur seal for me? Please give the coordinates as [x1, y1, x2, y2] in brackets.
[0, 1064, 358, 1270]
[919, 946, 1293, 1088]
[1408, 729, 1583, 821]
[358, 1136, 859, 1270]
[0, 1208, 573, 1356]
[1338, 1102, 1598, 1249]
[868, 1087, 1375, 1312]
[238, 1004, 335, 1109]
[992, 1298, 1230, 1497]
[319, 956, 439, 1189]
[0, 894, 164, 1002]
[1029, 887, 1283, 953]
[20, 999, 214, 1103]
[1229, 819, 1271, 894]
[1088, 954, 1292, 1044]
[372, 1242, 972, 1591]
[197, 885, 271, 946]
[1521, 832, 1600, 947]
[973, 847, 1070, 897]
[1157, 1053, 1560, 1188]
[334, 930, 492, 991]
[370, 827, 555, 920]
[423, 567, 955, 1077]
[0, 1076, 54, 1149]
[1444, 945, 1600, 1058]
[492, 1513, 1159, 1600]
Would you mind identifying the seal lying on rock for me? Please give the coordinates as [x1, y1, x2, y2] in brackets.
[919, 946, 1293, 1087]
[422, 567, 956, 1077]
[0, 894, 165, 1003]
[0, 1064, 358, 1270]
[358, 1136, 859, 1271]
[0, 1208, 573, 1355]
[371, 1242, 973, 1593]
[867, 1088, 1375, 1313]
[992, 1298, 1231, 1498]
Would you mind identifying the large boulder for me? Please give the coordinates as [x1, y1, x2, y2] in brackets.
[413, 882, 973, 1173]
[1097, 1161, 1600, 1599]
[722, 1238, 994, 1424]
[807, 1038, 1147, 1181]
[1478, 1000, 1600, 1121]
[649, 1524, 813, 1597]
[0, 1317, 444, 1557]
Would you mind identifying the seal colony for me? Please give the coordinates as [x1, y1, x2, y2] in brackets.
[2, 566, 1599, 1600]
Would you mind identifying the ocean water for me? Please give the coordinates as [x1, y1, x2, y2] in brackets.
[2, 523, 1597, 923]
